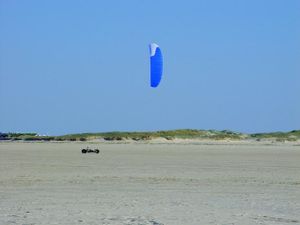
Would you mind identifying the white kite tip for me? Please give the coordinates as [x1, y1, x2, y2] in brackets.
[149, 43, 159, 56]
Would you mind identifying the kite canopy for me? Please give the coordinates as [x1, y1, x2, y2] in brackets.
[149, 43, 163, 88]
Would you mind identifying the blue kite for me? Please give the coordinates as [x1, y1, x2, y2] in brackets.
[149, 43, 163, 88]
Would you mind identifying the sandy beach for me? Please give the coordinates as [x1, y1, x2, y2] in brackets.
[0, 142, 299, 225]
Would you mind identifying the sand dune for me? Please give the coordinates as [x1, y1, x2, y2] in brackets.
[0, 142, 299, 225]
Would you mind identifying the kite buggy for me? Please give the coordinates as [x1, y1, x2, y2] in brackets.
[81, 147, 100, 154]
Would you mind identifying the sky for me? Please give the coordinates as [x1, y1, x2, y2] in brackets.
[0, 0, 299, 135]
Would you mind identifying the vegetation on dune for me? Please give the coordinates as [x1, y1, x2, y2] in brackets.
[250, 130, 300, 142]
[1, 129, 299, 142]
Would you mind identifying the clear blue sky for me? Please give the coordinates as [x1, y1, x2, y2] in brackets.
[1, 0, 299, 135]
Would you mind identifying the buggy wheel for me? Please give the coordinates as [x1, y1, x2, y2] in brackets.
[82, 149, 87, 153]
[95, 149, 100, 154]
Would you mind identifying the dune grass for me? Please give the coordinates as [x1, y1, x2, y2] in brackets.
[1, 129, 299, 142]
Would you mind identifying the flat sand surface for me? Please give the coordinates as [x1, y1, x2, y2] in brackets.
[0, 142, 299, 225]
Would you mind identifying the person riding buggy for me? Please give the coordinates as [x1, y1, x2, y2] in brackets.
[81, 146, 100, 154]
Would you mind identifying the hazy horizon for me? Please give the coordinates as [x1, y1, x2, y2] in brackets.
[1, 128, 299, 137]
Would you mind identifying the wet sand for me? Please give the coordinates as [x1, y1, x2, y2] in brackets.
[0, 142, 299, 225]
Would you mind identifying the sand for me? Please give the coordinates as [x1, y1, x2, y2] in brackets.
[0, 142, 299, 225]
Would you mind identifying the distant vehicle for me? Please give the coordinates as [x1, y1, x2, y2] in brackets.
[81, 147, 100, 154]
